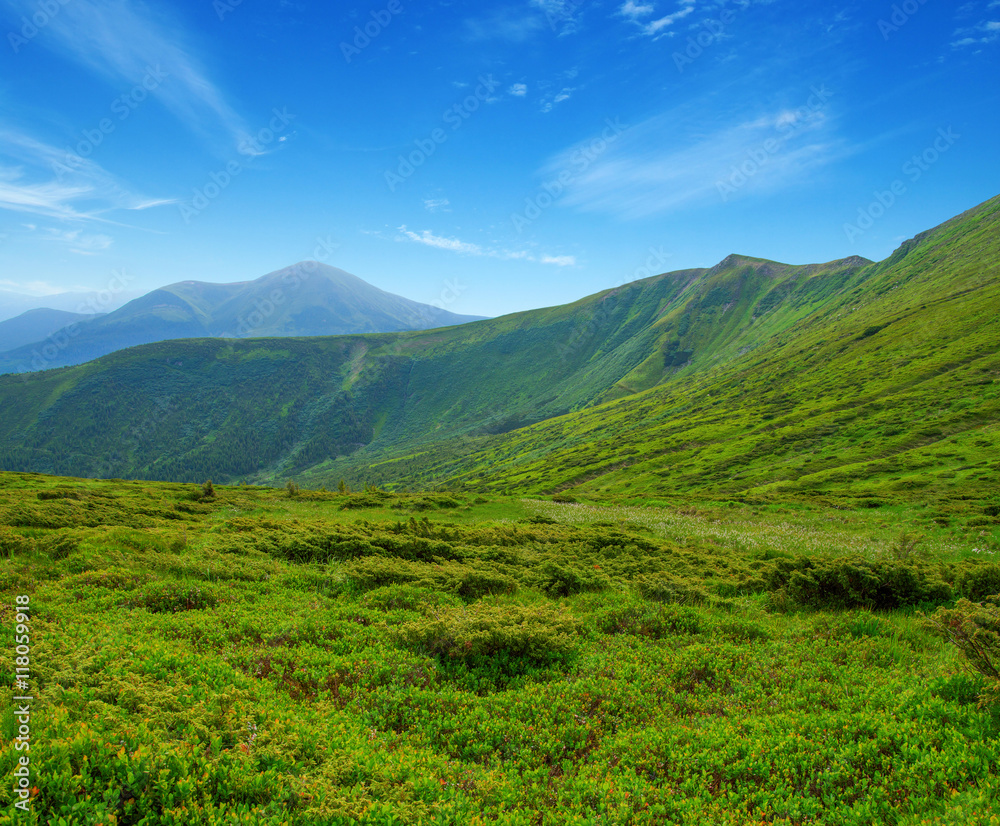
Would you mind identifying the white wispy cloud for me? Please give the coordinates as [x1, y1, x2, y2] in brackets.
[0, 128, 174, 223]
[510, 83, 529, 97]
[397, 226, 575, 266]
[423, 198, 451, 212]
[36, 227, 114, 255]
[951, 18, 1000, 46]
[3, 0, 250, 149]
[620, 1, 656, 18]
[620, 0, 697, 36]
[540, 254, 577, 266]
[541, 88, 575, 113]
[543, 101, 851, 218]
[399, 227, 482, 254]
[0, 278, 70, 296]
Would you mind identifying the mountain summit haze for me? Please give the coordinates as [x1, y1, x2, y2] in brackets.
[0, 262, 485, 374]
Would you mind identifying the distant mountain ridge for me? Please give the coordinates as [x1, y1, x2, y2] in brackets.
[0, 288, 140, 322]
[0, 262, 485, 374]
[0, 308, 105, 353]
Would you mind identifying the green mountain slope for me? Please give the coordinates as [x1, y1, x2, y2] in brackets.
[0, 263, 484, 374]
[0, 248, 874, 484]
[0, 195, 996, 501]
[369, 195, 1000, 507]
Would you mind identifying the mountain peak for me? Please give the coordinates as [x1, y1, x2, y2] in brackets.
[0, 263, 485, 373]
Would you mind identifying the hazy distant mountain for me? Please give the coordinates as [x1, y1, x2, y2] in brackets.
[0, 289, 139, 323]
[0, 262, 485, 374]
[0, 308, 105, 353]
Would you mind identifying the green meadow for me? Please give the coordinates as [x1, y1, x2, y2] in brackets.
[2, 474, 998, 824]
[1, 199, 998, 823]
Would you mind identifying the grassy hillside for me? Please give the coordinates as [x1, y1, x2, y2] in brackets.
[328, 195, 1000, 515]
[0, 251, 874, 486]
[1, 472, 998, 823]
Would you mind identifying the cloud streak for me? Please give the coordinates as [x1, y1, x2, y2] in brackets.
[543, 97, 853, 218]
[0, 128, 174, 224]
[619, 0, 697, 37]
[3, 0, 251, 149]
[397, 226, 576, 266]
[951, 18, 1000, 47]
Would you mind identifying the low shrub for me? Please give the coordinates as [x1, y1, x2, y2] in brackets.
[451, 569, 518, 601]
[1, 503, 81, 529]
[956, 564, 1000, 602]
[133, 581, 221, 613]
[594, 600, 702, 638]
[65, 568, 149, 591]
[774, 556, 952, 610]
[533, 560, 607, 597]
[342, 557, 517, 602]
[0, 527, 33, 558]
[394, 603, 581, 677]
[342, 556, 428, 591]
[924, 597, 1000, 706]
[36, 489, 81, 501]
[633, 573, 710, 605]
[359, 584, 462, 613]
[38, 532, 80, 560]
[713, 617, 771, 642]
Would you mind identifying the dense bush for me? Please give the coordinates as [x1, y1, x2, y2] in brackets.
[772, 556, 952, 610]
[36, 489, 81, 501]
[342, 556, 517, 601]
[533, 559, 607, 597]
[594, 599, 703, 638]
[132, 581, 221, 612]
[394, 603, 581, 681]
[38, 532, 80, 560]
[633, 572, 710, 605]
[0, 527, 33, 558]
[925, 596, 1000, 706]
[956, 564, 1000, 602]
[359, 584, 463, 613]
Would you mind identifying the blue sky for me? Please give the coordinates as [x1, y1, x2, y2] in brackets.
[0, 0, 997, 318]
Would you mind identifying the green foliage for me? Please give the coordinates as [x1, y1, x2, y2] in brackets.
[957, 564, 1000, 601]
[925, 597, 1000, 706]
[771, 555, 953, 610]
[4, 472, 1000, 824]
[394, 602, 581, 678]
[633, 572, 710, 605]
[341, 556, 517, 602]
[889, 530, 926, 561]
[533, 559, 607, 597]
[594, 597, 703, 637]
[359, 584, 463, 613]
[0, 526, 33, 558]
[133, 581, 221, 613]
[38, 532, 80, 560]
